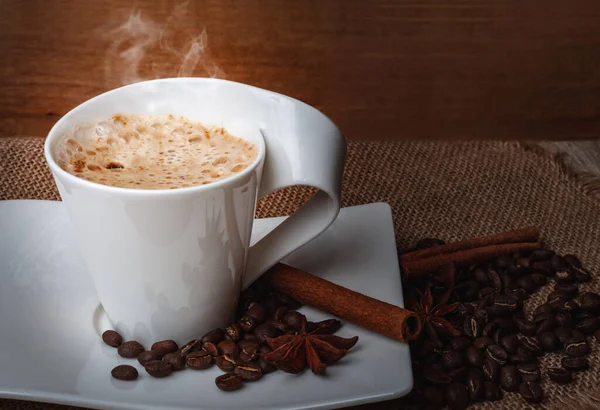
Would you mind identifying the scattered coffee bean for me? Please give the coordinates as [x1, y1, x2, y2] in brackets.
[531, 260, 554, 276]
[564, 337, 590, 357]
[530, 273, 547, 288]
[548, 289, 572, 303]
[225, 323, 244, 341]
[144, 360, 172, 378]
[203, 341, 220, 357]
[516, 364, 540, 382]
[186, 350, 213, 370]
[518, 336, 541, 356]
[102, 330, 123, 348]
[557, 300, 579, 313]
[561, 357, 589, 372]
[484, 381, 503, 401]
[493, 328, 508, 345]
[486, 345, 508, 365]
[111, 364, 138, 381]
[580, 292, 600, 314]
[151, 340, 178, 358]
[117, 341, 145, 358]
[554, 327, 573, 345]
[555, 312, 573, 328]
[538, 332, 560, 352]
[216, 354, 238, 372]
[555, 268, 574, 284]
[239, 315, 257, 333]
[517, 276, 536, 294]
[572, 266, 592, 283]
[473, 337, 494, 350]
[218, 340, 239, 356]
[180, 339, 202, 357]
[253, 323, 280, 345]
[575, 310, 596, 323]
[423, 364, 453, 385]
[163, 352, 185, 370]
[506, 287, 528, 301]
[466, 372, 484, 402]
[201, 328, 225, 344]
[235, 363, 263, 381]
[551, 255, 569, 270]
[466, 346, 484, 367]
[442, 351, 465, 371]
[534, 311, 554, 324]
[519, 381, 544, 403]
[500, 365, 520, 392]
[448, 366, 469, 382]
[500, 334, 518, 354]
[515, 318, 537, 336]
[449, 337, 471, 352]
[445, 382, 469, 410]
[215, 373, 243, 392]
[137, 350, 160, 366]
[563, 254, 582, 268]
[463, 316, 481, 339]
[547, 367, 572, 384]
[243, 333, 258, 342]
[483, 357, 499, 381]
[245, 303, 268, 323]
[536, 317, 557, 335]
[487, 270, 502, 293]
[576, 317, 600, 334]
[474, 267, 489, 284]
[534, 304, 554, 317]
[238, 340, 260, 362]
[479, 287, 496, 300]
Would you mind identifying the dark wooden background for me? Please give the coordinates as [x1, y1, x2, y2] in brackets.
[3, 0, 600, 140]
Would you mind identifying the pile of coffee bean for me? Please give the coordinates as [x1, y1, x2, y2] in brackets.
[401, 244, 600, 410]
[102, 289, 340, 391]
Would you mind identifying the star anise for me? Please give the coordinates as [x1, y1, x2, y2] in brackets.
[263, 316, 358, 375]
[406, 285, 461, 346]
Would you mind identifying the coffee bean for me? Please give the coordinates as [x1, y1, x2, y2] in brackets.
[201, 328, 225, 344]
[441, 350, 464, 371]
[448, 366, 469, 382]
[554, 282, 578, 296]
[482, 322, 497, 337]
[243, 333, 258, 342]
[487, 270, 502, 293]
[137, 350, 160, 366]
[238, 340, 260, 362]
[576, 317, 600, 334]
[203, 340, 220, 357]
[519, 381, 544, 403]
[494, 317, 516, 331]
[510, 351, 536, 365]
[111, 364, 138, 381]
[163, 352, 185, 370]
[548, 290, 572, 303]
[572, 329, 586, 339]
[423, 364, 453, 385]
[518, 335, 542, 356]
[536, 318, 557, 335]
[486, 345, 508, 365]
[215, 373, 243, 392]
[557, 300, 579, 313]
[245, 303, 268, 323]
[515, 318, 537, 336]
[216, 354, 238, 372]
[225, 323, 244, 341]
[534, 304, 555, 317]
[218, 340, 239, 356]
[239, 315, 257, 333]
[555, 268, 574, 284]
[479, 286, 497, 300]
[117, 341, 145, 358]
[554, 327, 573, 345]
[500, 365, 520, 392]
[580, 292, 600, 314]
[474, 336, 494, 350]
[186, 350, 213, 370]
[282, 311, 305, 331]
[492, 295, 519, 313]
[500, 334, 518, 354]
[463, 316, 481, 339]
[180, 339, 202, 357]
[555, 312, 573, 328]
[466, 372, 484, 402]
[531, 260, 554, 276]
[445, 382, 469, 410]
[466, 346, 484, 367]
[449, 337, 471, 352]
[575, 310, 596, 324]
[530, 273, 547, 288]
[561, 357, 589, 372]
[253, 323, 280, 345]
[547, 367, 572, 384]
[506, 288, 528, 302]
[493, 328, 508, 345]
[474, 267, 489, 284]
[483, 357, 500, 381]
[235, 363, 263, 381]
[517, 276, 536, 294]
[102, 330, 123, 348]
[151, 340, 178, 358]
[534, 311, 554, 324]
[572, 266, 592, 283]
[552, 254, 569, 270]
[564, 337, 590, 357]
[530, 249, 554, 262]
[144, 360, 172, 378]
[537, 332, 560, 352]
[422, 385, 444, 406]
[484, 381, 503, 401]
[562, 254, 581, 268]
[516, 364, 540, 382]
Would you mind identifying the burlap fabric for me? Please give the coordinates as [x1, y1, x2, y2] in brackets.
[1, 137, 599, 410]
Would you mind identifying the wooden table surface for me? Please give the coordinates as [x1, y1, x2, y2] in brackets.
[3, 0, 600, 140]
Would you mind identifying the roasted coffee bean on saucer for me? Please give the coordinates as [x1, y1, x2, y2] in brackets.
[117, 341, 145, 358]
[215, 373, 243, 391]
[137, 350, 160, 366]
[102, 330, 123, 347]
[151, 340, 178, 358]
[163, 352, 185, 370]
[111, 365, 138, 381]
[145, 360, 172, 378]
[186, 350, 213, 370]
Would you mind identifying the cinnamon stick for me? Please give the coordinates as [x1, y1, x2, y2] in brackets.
[400, 226, 540, 263]
[264, 263, 421, 343]
[402, 242, 542, 280]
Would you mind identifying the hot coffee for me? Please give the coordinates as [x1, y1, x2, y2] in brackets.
[55, 114, 257, 189]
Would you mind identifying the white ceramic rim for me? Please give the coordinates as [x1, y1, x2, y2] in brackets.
[44, 78, 268, 198]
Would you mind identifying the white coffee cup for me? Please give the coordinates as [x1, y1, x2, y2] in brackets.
[44, 78, 346, 345]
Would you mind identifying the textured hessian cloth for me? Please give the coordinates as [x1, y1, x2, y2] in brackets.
[1, 137, 599, 410]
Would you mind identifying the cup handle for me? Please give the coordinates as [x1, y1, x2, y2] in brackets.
[242, 99, 346, 289]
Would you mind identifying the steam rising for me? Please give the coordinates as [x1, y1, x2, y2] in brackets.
[100, 2, 224, 88]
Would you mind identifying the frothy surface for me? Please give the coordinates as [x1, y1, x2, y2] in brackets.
[55, 114, 258, 190]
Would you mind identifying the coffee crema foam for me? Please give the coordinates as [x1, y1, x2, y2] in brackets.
[55, 114, 258, 189]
